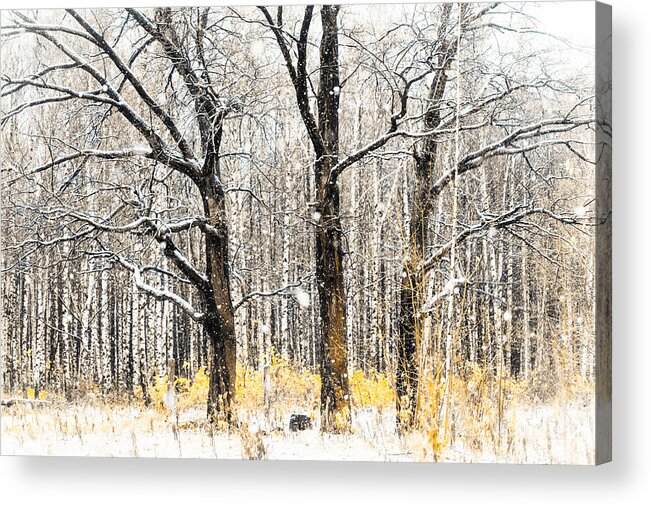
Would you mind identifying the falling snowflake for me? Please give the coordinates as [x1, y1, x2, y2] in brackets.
[503, 310, 512, 322]
[312, 211, 321, 222]
[250, 39, 266, 56]
[574, 206, 587, 218]
[131, 145, 151, 156]
[294, 289, 310, 308]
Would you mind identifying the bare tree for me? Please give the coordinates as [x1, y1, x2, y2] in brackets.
[393, 3, 595, 429]
[258, 3, 440, 431]
[1, 7, 260, 424]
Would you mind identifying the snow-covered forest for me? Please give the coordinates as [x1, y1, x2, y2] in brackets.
[0, 3, 606, 463]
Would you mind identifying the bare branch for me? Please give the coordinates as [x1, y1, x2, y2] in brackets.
[112, 254, 204, 321]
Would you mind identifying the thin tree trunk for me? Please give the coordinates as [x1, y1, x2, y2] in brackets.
[396, 199, 428, 429]
[522, 252, 531, 379]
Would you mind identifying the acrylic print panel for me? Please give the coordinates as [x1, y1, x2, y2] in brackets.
[0, 1, 611, 464]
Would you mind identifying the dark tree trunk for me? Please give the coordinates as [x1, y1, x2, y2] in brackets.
[315, 158, 350, 432]
[396, 156, 431, 430]
[262, 3, 350, 431]
[132, 7, 239, 426]
[395, 4, 456, 430]
[205, 318, 235, 425]
[201, 136, 237, 426]
[315, 5, 351, 432]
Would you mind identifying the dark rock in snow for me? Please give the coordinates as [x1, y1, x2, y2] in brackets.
[288, 413, 312, 432]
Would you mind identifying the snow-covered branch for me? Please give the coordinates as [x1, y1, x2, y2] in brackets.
[67, 9, 197, 162]
[6, 149, 153, 186]
[3, 12, 201, 181]
[430, 116, 594, 199]
[113, 255, 204, 321]
[233, 275, 313, 312]
[423, 206, 583, 273]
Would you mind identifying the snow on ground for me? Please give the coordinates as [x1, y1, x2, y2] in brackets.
[0, 404, 410, 461]
[0, 399, 594, 463]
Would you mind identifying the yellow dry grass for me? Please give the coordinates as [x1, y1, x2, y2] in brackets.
[1, 357, 595, 463]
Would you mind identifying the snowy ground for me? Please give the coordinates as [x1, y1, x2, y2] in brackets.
[0, 399, 594, 464]
[0, 404, 410, 461]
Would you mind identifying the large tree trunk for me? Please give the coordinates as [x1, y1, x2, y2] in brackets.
[316, 5, 351, 433]
[264, 4, 350, 431]
[396, 156, 432, 430]
[315, 159, 350, 432]
[202, 149, 237, 426]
